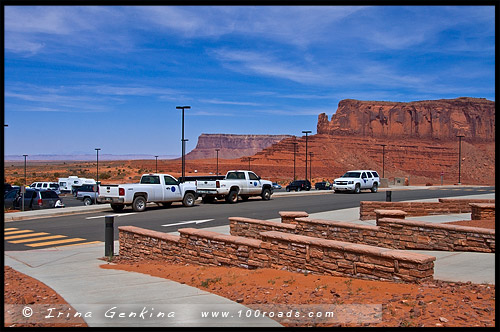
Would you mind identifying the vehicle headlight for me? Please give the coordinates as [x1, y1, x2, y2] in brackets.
[348, 181, 354, 184]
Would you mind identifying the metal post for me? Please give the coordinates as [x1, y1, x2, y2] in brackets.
[381, 144, 386, 178]
[177, 106, 191, 182]
[292, 142, 298, 180]
[215, 149, 220, 175]
[95, 148, 101, 205]
[105, 215, 114, 257]
[457, 134, 464, 184]
[155, 155, 159, 173]
[302, 131, 311, 182]
[386, 190, 392, 202]
[309, 152, 313, 184]
[23, 154, 28, 212]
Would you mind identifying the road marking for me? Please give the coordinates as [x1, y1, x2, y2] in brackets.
[85, 213, 137, 220]
[161, 219, 215, 227]
[4, 230, 34, 235]
[5, 232, 49, 240]
[9, 235, 67, 244]
[26, 238, 87, 247]
[4, 228, 19, 231]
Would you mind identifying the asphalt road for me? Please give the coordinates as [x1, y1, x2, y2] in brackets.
[4, 187, 494, 251]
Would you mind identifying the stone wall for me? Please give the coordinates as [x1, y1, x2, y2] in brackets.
[470, 203, 495, 220]
[118, 225, 436, 283]
[360, 198, 495, 220]
[230, 214, 495, 253]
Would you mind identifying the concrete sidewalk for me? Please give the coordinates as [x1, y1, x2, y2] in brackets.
[4, 192, 495, 327]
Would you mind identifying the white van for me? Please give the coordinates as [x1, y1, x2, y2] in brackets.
[30, 182, 61, 194]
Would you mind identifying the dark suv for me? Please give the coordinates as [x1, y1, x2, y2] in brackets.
[4, 188, 65, 210]
[285, 180, 311, 192]
[315, 181, 332, 190]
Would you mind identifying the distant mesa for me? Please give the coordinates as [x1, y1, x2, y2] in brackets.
[317, 97, 495, 141]
[186, 133, 294, 160]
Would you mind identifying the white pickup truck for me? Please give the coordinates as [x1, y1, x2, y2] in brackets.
[196, 170, 273, 203]
[97, 173, 197, 212]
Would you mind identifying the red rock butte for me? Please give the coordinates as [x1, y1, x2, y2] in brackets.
[317, 97, 495, 141]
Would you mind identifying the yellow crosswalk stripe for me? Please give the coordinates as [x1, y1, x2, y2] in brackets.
[5, 232, 50, 240]
[9, 235, 67, 244]
[4, 230, 33, 235]
[55, 241, 102, 248]
[4, 228, 19, 231]
[26, 238, 87, 247]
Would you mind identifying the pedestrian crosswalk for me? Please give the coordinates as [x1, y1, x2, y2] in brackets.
[4, 227, 100, 248]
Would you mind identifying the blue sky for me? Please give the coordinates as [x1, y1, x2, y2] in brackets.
[4, 5, 495, 158]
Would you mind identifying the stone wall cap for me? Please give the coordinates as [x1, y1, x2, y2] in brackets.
[179, 227, 262, 247]
[469, 203, 495, 208]
[279, 211, 309, 218]
[298, 218, 379, 231]
[374, 209, 407, 216]
[229, 217, 296, 229]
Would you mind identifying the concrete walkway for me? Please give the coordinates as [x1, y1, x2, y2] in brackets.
[4, 192, 495, 327]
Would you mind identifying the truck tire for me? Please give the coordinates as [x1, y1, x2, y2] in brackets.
[111, 204, 124, 212]
[353, 184, 361, 194]
[261, 188, 271, 200]
[286, 187, 290, 192]
[371, 183, 378, 193]
[225, 190, 238, 203]
[83, 197, 93, 206]
[182, 193, 195, 207]
[132, 196, 147, 212]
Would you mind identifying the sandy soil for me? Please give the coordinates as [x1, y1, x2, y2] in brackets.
[4, 266, 87, 327]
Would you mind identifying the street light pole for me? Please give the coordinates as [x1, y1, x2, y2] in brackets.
[292, 141, 298, 180]
[215, 149, 220, 175]
[381, 144, 387, 178]
[302, 131, 311, 182]
[176, 106, 191, 182]
[22, 154, 28, 211]
[309, 152, 313, 184]
[457, 134, 464, 184]
[95, 148, 101, 205]
[155, 156, 159, 173]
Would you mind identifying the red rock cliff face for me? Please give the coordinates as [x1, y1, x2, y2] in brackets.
[317, 97, 495, 141]
[186, 134, 294, 160]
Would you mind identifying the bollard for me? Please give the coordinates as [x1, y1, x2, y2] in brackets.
[386, 190, 392, 202]
[105, 215, 114, 257]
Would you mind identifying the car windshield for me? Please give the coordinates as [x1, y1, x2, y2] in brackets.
[342, 172, 361, 178]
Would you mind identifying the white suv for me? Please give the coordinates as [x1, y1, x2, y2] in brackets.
[333, 170, 380, 194]
[30, 182, 61, 194]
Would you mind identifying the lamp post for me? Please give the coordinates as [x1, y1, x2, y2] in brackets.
[302, 130, 311, 182]
[95, 148, 101, 205]
[22, 154, 28, 211]
[176, 106, 191, 182]
[155, 156, 159, 173]
[215, 149, 220, 175]
[292, 141, 298, 180]
[381, 144, 387, 178]
[457, 134, 464, 184]
[309, 152, 313, 184]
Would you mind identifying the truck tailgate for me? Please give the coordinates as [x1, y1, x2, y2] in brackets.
[99, 184, 120, 197]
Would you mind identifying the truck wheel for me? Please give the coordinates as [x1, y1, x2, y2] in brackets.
[261, 188, 271, 200]
[83, 197, 93, 206]
[353, 184, 361, 194]
[132, 196, 147, 212]
[111, 204, 124, 212]
[225, 190, 238, 203]
[182, 193, 195, 207]
[371, 183, 378, 193]
[286, 187, 290, 192]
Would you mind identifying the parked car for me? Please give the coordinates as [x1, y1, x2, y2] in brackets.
[315, 181, 332, 190]
[4, 188, 65, 210]
[285, 180, 311, 192]
[75, 184, 99, 205]
[272, 182, 282, 190]
[333, 170, 380, 194]
[30, 182, 61, 194]
[4, 183, 14, 195]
